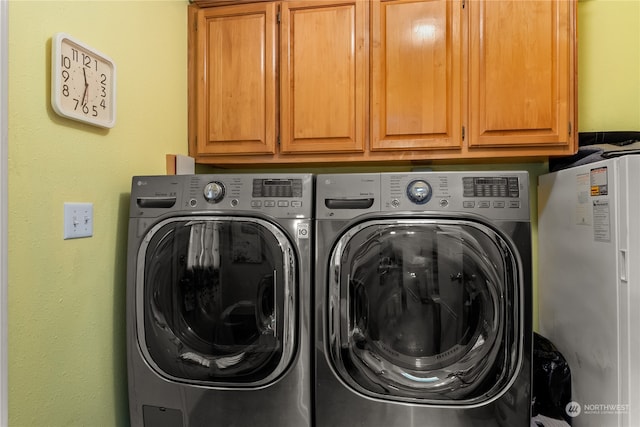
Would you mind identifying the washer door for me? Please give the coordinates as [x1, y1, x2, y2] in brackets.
[137, 216, 297, 387]
[327, 219, 522, 405]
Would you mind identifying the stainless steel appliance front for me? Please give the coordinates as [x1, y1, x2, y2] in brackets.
[315, 172, 532, 426]
[126, 174, 312, 427]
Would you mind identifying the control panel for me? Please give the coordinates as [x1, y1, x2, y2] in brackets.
[252, 178, 303, 198]
[381, 172, 530, 221]
[462, 177, 520, 198]
[131, 174, 313, 219]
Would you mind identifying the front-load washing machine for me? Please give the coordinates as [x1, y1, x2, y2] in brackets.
[126, 174, 313, 427]
[315, 172, 532, 426]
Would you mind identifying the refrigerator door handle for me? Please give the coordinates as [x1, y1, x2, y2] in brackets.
[620, 249, 628, 282]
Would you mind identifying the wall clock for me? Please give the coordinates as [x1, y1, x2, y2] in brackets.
[51, 33, 116, 128]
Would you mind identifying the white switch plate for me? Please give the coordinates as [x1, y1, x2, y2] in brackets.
[63, 203, 93, 239]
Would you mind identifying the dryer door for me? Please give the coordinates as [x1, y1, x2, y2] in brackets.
[327, 219, 522, 405]
[136, 216, 297, 387]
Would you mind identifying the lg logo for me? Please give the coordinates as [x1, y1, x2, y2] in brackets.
[565, 401, 581, 418]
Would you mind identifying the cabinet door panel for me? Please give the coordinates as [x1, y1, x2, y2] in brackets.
[195, 3, 276, 155]
[469, 0, 574, 148]
[371, 0, 462, 151]
[280, 0, 367, 153]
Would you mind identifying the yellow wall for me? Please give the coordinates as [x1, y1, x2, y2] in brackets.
[8, 1, 187, 425]
[578, 0, 640, 131]
[5, 0, 640, 426]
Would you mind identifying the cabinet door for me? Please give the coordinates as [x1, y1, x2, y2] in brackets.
[468, 0, 575, 148]
[371, 0, 463, 151]
[193, 3, 277, 155]
[280, 0, 367, 153]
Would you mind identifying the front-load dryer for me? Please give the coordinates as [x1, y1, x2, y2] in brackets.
[315, 172, 532, 426]
[126, 174, 313, 427]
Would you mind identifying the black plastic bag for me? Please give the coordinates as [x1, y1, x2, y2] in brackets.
[532, 332, 572, 424]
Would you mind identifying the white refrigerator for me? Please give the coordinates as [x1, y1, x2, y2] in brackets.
[538, 155, 640, 427]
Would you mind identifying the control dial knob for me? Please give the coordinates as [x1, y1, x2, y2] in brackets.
[203, 181, 225, 203]
[406, 179, 432, 205]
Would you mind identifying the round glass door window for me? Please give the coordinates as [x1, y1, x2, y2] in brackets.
[137, 217, 297, 387]
[327, 219, 522, 404]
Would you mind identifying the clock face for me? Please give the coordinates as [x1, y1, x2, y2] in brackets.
[51, 33, 116, 128]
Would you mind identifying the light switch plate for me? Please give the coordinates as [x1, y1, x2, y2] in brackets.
[64, 203, 93, 239]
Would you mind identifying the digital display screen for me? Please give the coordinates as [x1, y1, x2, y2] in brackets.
[463, 177, 519, 198]
[252, 179, 303, 198]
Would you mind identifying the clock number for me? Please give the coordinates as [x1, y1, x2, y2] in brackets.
[71, 48, 78, 62]
[100, 99, 106, 109]
[99, 73, 108, 99]
[62, 84, 69, 97]
[70, 98, 93, 116]
[61, 70, 69, 83]
[82, 53, 92, 68]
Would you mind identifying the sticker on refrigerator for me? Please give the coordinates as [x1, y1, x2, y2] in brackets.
[590, 166, 608, 196]
[593, 199, 611, 242]
[575, 173, 591, 226]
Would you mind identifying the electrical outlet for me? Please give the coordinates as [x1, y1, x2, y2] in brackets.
[64, 203, 93, 239]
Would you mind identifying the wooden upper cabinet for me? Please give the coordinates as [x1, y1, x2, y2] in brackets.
[279, 0, 367, 154]
[371, 0, 462, 151]
[192, 3, 277, 155]
[188, 0, 577, 165]
[468, 0, 575, 149]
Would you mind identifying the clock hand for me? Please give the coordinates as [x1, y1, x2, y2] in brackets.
[81, 85, 88, 106]
[81, 68, 89, 106]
